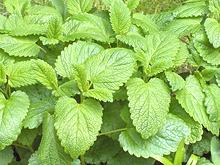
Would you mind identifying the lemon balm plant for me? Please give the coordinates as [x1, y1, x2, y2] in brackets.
[0, 0, 220, 164]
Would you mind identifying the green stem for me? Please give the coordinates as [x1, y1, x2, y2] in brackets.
[98, 128, 127, 136]
[13, 143, 34, 153]
[80, 155, 86, 165]
[152, 155, 173, 165]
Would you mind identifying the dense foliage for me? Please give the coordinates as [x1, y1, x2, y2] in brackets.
[0, 0, 220, 164]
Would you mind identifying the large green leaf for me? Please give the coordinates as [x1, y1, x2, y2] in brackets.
[55, 41, 104, 79]
[119, 114, 190, 158]
[55, 97, 103, 158]
[6, 61, 37, 87]
[67, 0, 93, 15]
[127, 78, 170, 139]
[110, 0, 131, 34]
[0, 35, 40, 57]
[33, 59, 58, 90]
[35, 113, 72, 165]
[0, 91, 30, 150]
[176, 75, 219, 135]
[85, 48, 134, 91]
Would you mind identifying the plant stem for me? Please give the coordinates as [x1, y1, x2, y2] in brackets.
[80, 155, 86, 165]
[98, 128, 127, 136]
[13, 143, 34, 153]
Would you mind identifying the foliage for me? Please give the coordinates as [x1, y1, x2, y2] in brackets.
[0, 0, 220, 165]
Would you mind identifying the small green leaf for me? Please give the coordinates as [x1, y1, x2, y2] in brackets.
[126, 0, 140, 10]
[33, 59, 58, 90]
[211, 137, 220, 165]
[67, 0, 93, 15]
[84, 88, 113, 102]
[110, 0, 131, 34]
[165, 71, 185, 91]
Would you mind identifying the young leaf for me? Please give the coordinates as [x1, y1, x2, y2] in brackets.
[84, 88, 113, 102]
[119, 114, 190, 158]
[55, 41, 104, 79]
[126, 0, 140, 10]
[85, 48, 134, 91]
[0, 35, 40, 57]
[132, 13, 159, 34]
[67, 0, 93, 15]
[176, 75, 219, 135]
[165, 71, 185, 91]
[142, 33, 180, 76]
[0, 91, 30, 150]
[127, 78, 171, 139]
[55, 97, 103, 158]
[204, 18, 220, 48]
[110, 0, 131, 34]
[32, 59, 58, 90]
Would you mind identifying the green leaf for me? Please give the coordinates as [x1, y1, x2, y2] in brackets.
[126, 0, 140, 10]
[165, 18, 201, 37]
[23, 86, 56, 129]
[209, 0, 220, 19]
[211, 137, 220, 165]
[142, 33, 180, 76]
[84, 88, 113, 102]
[0, 50, 15, 66]
[67, 0, 93, 15]
[37, 113, 72, 165]
[6, 61, 37, 87]
[170, 99, 203, 144]
[176, 75, 219, 135]
[85, 48, 134, 91]
[33, 59, 58, 90]
[62, 13, 113, 43]
[0, 64, 6, 84]
[110, 0, 131, 34]
[0, 35, 40, 57]
[39, 18, 62, 45]
[165, 71, 185, 91]
[4, 0, 30, 15]
[127, 78, 171, 139]
[55, 97, 103, 158]
[132, 13, 159, 34]
[55, 80, 80, 97]
[204, 84, 220, 123]
[50, 0, 65, 16]
[197, 158, 213, 165]
[119, 114, 190, 158]
[0, 147, 13, 165]
[204, 18, 220, 48]
[0, 91, 30, 150]
[85, 136, 121, 164]
[174, 0, 208, 18]
[55, 41, 104, 79]
[108, 151, 155, 165]
[101, 102, 125, 139]
[17, 128, 38, 147]
[193, 30, 220, 66]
